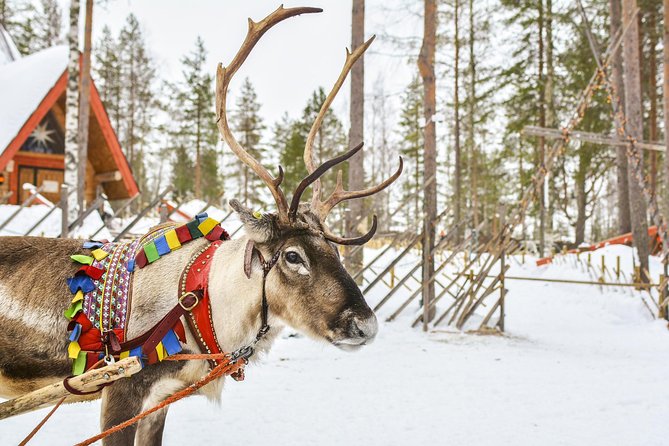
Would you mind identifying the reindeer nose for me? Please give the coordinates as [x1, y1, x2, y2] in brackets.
[349, 314, 378, 342]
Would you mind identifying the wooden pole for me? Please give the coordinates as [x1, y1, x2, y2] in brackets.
[0, 357, 141, 420]
[522, 126, 665, 152]
[60, 184, 69, 238]
[159, 203, 168, 223]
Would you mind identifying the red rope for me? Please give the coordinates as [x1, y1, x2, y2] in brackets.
[74, 356, 245, 446]
[18, 396, 67, 446]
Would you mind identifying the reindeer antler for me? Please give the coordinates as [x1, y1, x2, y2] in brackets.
[216, 5, 322, 223]
[290, 34, 404, 244]
[302, 37, 376, 205]
[218, 6, 402, 245]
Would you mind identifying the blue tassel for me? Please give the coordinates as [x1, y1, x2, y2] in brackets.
[126, 259, 136, 272]
[129, 346, 144, 367]
[154, 235, 171, 256]
[83, 241, 104, 249]
[67, 276, 96, 294]
[195, 212, 208, 223]
[161, 330, 182, 356]
[69, 323, 82, 342]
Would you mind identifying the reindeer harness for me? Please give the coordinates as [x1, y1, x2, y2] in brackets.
[62, 213, 278, 382]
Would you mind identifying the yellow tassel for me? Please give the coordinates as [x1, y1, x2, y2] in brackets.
[71, 290, 84, 303]
[197, 217, 219, 236]
[165, 230, 181, 250]
[156, 342, 165, 361]
[119, 351, 129, 359]
[91, 248, 108, 261]
[68, 341, 81, 359]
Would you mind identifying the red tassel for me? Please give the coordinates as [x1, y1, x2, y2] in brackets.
[77, 265, 104, 280]
[175, 225, 192, 244]
[135, 250, 148, 269]
[205, 225, 224, 241]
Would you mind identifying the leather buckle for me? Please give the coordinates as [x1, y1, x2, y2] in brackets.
[178, 292, 199, 311]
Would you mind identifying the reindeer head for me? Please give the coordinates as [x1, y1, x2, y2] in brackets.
[216, 6, 402, 350]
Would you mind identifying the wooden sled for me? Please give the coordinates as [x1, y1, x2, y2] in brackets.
[0, 356, 141, 420]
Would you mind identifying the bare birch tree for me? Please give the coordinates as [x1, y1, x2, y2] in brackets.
[64, 0, 80, 222]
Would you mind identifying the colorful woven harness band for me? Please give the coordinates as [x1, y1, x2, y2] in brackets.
[63, 213, 230, 375]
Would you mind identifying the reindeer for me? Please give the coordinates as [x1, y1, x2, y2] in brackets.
[0, 6, 402, 445]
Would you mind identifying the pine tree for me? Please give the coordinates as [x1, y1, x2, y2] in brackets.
[462, 0, 497, 228]
[34, 0, 61, 47]
[94, 25, 121, 129]
[118, 14, 155, 182]
[500, 0, 549, 243]
[231, 77, 266, 207]
[6, 0, 62, 55]
[397, 76, 424, 222]
[172, 145, 194, 201]
[169, 36, 221, 201]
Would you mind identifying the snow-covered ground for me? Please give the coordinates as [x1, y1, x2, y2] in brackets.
[1, 245, 668, 445]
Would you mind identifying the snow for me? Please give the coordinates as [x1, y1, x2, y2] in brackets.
[174, 199, 230, 222]
[0, 244, 668, 445]
[0, 45, 67, 153]
[0, 203, 112, 240]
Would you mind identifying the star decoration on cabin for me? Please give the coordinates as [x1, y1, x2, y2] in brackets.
[29, 122, 56, 149]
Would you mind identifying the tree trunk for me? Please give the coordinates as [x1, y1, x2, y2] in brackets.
[664, 0, 669, 219]
[454, 0, 462, 236]
[537, 0, 546, 257]
[345, 0, 365, 274]
[195, 105, 201, 198]
[610, 0, 631, 234]
[545, 0, 555, 233]
[621, 0, 650, 281]
[647, 12, 658, 198]
[467, 0, 477, 228]
[77, 0, 93, 209]
[662, 0, 669, 318]
[574, 173, 587, 246]
[64, 0, 80, 224]
[418, 0, 437, 329]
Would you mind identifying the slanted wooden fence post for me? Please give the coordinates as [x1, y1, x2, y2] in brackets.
[498, 205, 506, 332]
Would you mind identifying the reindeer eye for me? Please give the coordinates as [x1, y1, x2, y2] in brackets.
[285, 251, 302, 264]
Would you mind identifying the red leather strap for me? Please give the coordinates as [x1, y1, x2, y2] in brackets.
[140, 292, 199, 357]
[181, 241, 226, 369]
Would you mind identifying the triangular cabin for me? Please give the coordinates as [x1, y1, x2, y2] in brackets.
[0, 26, 138, 206]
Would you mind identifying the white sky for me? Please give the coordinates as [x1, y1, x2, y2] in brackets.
[56, 0, 421, 129]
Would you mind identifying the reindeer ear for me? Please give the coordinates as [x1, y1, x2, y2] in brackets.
[229, 199, 278, 243]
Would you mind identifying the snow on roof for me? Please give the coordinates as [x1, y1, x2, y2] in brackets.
[0, 45, 67, 152]
[0, 25, 21, 65]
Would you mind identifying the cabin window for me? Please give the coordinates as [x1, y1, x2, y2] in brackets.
[19, 111, 64, 155]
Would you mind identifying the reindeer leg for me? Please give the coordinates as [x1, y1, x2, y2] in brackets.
[100, 361, 187, 446]
[134, 406, 169, 446]
[100, 378, 143, 446]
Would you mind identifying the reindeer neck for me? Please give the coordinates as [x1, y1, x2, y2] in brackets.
[207, 237, 283, 356]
